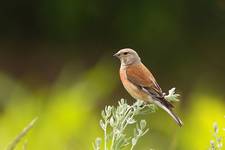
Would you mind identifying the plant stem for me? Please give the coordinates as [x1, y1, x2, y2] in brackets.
[130, 144, 135, 150]
[104, 123, 107, 150]
[110, 131, 115, 150]
[6, 117, 38, 150]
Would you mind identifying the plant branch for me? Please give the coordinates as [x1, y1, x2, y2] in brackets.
[6, 117, 38, 150]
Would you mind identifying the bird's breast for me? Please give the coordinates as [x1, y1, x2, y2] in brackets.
[119, 67, 150, 102]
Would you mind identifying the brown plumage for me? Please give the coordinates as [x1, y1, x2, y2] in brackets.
[114, 48, 183, 127]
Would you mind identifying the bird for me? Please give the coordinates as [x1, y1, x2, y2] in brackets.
[113, 48, 183, 127]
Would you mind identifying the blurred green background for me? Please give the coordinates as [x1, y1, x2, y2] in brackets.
[0, 0, 225, 149]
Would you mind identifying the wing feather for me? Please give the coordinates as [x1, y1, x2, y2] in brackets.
[126, 63, 174, 108]
[126, 63, 163, 96]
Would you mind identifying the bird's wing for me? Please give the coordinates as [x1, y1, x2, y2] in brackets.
[126, 63, 174, 108]
[126, 63, 163, 97]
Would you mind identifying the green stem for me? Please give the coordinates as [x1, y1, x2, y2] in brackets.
[130, 144, 135, 150]
[110, 131, 115, 150]
[104, 123, 107, 150]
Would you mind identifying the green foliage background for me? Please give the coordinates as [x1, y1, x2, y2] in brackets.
[0, 0, 225, 149]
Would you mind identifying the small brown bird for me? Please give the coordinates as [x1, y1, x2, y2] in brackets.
[114, 48, 183, 126]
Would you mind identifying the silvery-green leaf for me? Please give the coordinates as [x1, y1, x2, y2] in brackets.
[100, 119, 105, 130]
[137, 128, 142, 136]
[164, 87, 180, 102]
[210, 140, 215, 146]
[127, 118, 136, 124]
[114, 128, 120, 135]
[218, 143, 223, 148]
[213, 122, 218, 133]
[106, 106, 112, 117]
[140, 120, 146, 129]
[110, 117, 115, 127]
[95, 137, 102, 147]
[101, 110, 106, 119]
[132, 138, 137, 146]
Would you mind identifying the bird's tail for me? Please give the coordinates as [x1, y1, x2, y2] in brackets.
[153, 99, 183, 127]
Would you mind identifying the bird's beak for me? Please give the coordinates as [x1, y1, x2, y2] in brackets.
[113, 52, 120, 58]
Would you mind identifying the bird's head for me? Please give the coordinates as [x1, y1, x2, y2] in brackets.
[113, 48, 141, 66]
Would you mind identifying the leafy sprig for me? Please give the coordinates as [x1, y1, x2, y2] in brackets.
[93, 99, 155, 150]
[209, 122, 223, 150]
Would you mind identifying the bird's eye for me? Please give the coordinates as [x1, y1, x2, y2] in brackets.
[124, 52, 128, 55]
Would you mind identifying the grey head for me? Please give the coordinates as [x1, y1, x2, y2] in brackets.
[113, 48, 141, 66]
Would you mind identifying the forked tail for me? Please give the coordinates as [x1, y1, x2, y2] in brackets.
[154, 99, 183, 127]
